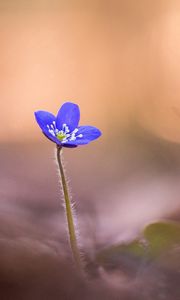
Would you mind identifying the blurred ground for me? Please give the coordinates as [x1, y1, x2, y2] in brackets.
[0, 0, 180, 299]
[1, 127, 180, 299]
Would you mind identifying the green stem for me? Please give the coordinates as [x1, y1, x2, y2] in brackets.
[56, 145, 82, 270]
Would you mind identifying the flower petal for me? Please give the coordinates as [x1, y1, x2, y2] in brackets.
[56, 102, 80, 131]
[65, 125, 102, 146]
[34, 110, 56, 129]
[43, 132, 62, 145]
[34, 110, 60, 144]
[62, 144, 78, 148]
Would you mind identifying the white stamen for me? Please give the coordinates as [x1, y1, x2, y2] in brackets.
[48, 129, 55, 136]
[72, 128, 78, 134]
[77, 134, 83, 138]
[69, 134, 76, 141]
[61, 138, 68, 143]
[62, 123, 70, 133]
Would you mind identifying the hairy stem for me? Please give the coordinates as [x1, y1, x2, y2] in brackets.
[56, 145, 82, 270]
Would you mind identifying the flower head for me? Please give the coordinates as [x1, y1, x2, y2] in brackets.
[34, 102, 102, 147]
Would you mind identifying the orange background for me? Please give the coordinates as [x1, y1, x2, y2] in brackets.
[0, 0, 180, 247]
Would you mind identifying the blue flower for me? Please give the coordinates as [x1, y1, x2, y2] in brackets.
[34, 102, 102, 147]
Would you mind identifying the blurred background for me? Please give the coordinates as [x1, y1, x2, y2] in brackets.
[0, 0, 180, 299]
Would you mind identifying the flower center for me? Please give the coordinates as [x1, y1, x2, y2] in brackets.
[47, 122, 83, 144]
[56, 131, 67, 141]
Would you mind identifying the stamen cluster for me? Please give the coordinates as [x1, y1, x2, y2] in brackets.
[47, 122, 83, 144]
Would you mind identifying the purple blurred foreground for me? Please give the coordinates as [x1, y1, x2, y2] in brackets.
[0, 126, 180, 299]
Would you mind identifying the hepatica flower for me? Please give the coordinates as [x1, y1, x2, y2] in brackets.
[34, 102, 101, 147]
[34, 101, 101, 273]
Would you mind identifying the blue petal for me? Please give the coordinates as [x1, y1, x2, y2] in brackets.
[62, 144, 78, 148]
[56, 102, 80, 131]
[43, 132, 62, 145]
[34, 110, 60, 144]
[65, 125, 102, 146]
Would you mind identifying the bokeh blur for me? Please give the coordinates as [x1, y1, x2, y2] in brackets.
[0, 0, 180, 299]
